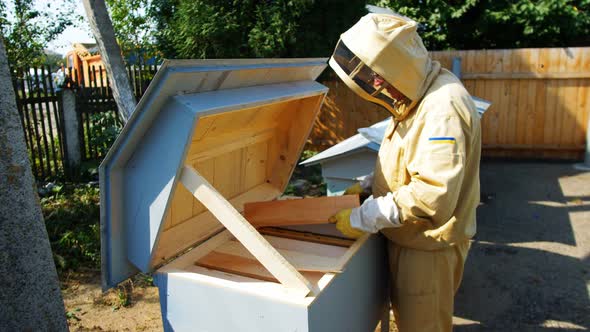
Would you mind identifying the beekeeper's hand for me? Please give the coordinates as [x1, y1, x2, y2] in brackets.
[343, 173, 374, 200]
[343, 182, 364, 195]
[331, 192, 402, 239]
[329, 209, 365, 239]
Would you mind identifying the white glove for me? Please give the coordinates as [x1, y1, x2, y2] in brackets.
[349, 192, 401, 233]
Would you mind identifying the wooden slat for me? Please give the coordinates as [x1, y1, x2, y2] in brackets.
[195, 251, 327, 284]
[575, 50, 590, 147]
[243, 140, 268, 191]
[497, 49, 511, 145]
[196, 251, 278, 282]
[192, 158, 215, 218]
[533, 49, 549, 147]
[215, 240, 344, 272]
[543, 48, 562, 146]
[523, 50, 539, 146]
[169, 180, 195, 227]
[504, 51, 527, 144]
[244, 195, 360, 228]
[259, 227, 354, 247]
[563, 48, 582, 146]
[33, 66, 51, 177]
[485, 50, 502, 145]
[153, 183, 281, 265]
[180, 165, 319, 296]
[187, 129, 274, 164]
[213, 148, 243, 198]
[264, 235, 350, 257]
[462, 50, 476, 94]
[553, 49, 568, 151]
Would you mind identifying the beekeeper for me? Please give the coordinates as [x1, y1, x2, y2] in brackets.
[328, 13, 481, 332]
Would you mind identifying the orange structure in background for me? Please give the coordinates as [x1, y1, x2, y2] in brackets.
[65, 42, 107, 87]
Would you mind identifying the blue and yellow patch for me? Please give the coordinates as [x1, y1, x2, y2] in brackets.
[429, 137, 456, 144]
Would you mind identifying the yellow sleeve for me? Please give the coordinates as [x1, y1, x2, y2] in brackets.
[393, 105, 467, 227]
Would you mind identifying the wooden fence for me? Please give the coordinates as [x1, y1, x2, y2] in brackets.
[311, 47, 590, 160]
[15, 47, 586, 181]
[11, 66, 66, 180]
[70, 64, 157, 161]
[9, 64, 157, 180]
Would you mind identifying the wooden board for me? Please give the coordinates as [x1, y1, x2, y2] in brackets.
[180, 165, 319, 296]
[196, 251, 280, 282]
[260, 227, 354, 247]
[195, 251, 326, 283]
[244, 195, 360, 228]
[213, 240, 345, 273]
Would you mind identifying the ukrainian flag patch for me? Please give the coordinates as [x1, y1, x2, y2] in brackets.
[429, 137, 456, 144]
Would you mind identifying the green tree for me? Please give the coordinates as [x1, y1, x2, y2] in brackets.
[43, 50, 64, 68]
[0, 0, 76, 68]
[150, 0, 367, 59]
[371, 0, 590, 50]
[105, 0, 158, 64]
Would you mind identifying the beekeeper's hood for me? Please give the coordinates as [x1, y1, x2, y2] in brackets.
[329, 13, 441, 120]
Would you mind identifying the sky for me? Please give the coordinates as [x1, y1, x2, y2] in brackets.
[4, 0, 95, 55]
[46, 1, 94, 55]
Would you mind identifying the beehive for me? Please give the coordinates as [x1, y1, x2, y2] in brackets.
[100, 59, 388, 331]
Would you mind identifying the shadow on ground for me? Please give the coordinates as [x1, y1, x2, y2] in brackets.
[454, 161, 590, 331]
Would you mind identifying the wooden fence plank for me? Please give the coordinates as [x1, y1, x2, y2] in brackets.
[516, 49, 531, 145]
[554, 49, 569, 150]
[462, 50, 476, 94]
[497, 49, 511, 145]
[543, 48, 562, 146]
[40, 66, 59, 173]
[533, 49, 549, 147]
[563, 48, 582, 147]
[486, 50, 502, 145]
[514, 49, 539, 144]
[576, 50, 590, 147]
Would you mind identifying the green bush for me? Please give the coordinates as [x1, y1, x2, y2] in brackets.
[41, 184, 101, 271]
[88, 111, 123, 159]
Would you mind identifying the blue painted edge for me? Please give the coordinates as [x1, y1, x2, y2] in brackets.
[99, 64, 172, 290]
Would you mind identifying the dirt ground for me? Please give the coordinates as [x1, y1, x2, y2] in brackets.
[61, 161, 590, 331]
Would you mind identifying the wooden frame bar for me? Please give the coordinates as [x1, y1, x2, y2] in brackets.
[180, 165, 319, 297]
[244, 195, 360, 228]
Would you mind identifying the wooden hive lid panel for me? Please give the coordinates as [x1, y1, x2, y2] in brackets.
[100, 59, 328, 290]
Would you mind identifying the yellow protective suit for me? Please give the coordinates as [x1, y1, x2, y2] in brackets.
[329, 13, 481, 332]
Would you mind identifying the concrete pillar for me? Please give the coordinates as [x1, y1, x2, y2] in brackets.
[61, 89, 81, 171]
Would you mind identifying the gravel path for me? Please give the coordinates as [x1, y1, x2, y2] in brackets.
[454, 161, 590, 331]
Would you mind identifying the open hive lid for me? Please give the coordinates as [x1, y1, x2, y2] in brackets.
[100, 59, 329, 294]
